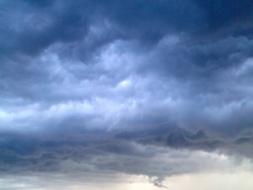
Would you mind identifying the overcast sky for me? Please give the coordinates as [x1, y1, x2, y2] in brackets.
[1, 0, 253, 189]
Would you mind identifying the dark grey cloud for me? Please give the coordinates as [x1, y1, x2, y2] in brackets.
[1, 0, 252, 58]
[0, 127, 236, 177]
[0, 0, 90, 57]
[1, 0, 253, 184]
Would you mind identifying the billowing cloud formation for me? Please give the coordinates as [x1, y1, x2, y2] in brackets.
[1, 0, 253, 189]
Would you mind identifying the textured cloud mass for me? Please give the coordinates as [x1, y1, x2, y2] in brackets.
[1, 0, 253, 189]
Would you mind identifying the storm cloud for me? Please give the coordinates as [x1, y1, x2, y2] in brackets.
[1, 0, 253, 189]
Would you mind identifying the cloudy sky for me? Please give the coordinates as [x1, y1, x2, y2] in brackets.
[1, 0, 253, 189]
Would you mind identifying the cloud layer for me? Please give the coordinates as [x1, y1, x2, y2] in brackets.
[1, 0, 253, 188]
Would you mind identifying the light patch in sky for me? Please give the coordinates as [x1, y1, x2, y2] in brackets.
[1, 171, 253, 190]
[117, 79, 132, 89]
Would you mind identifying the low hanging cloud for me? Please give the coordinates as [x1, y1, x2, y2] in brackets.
[1, 0, 253, 188]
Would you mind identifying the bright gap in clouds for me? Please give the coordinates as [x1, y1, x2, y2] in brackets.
[1, 171, 253, 190]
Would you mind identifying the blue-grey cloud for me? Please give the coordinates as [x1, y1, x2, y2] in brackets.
[1, 0, 253, 183]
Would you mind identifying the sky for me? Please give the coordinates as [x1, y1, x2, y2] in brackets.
[1, 0, 253, 189]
